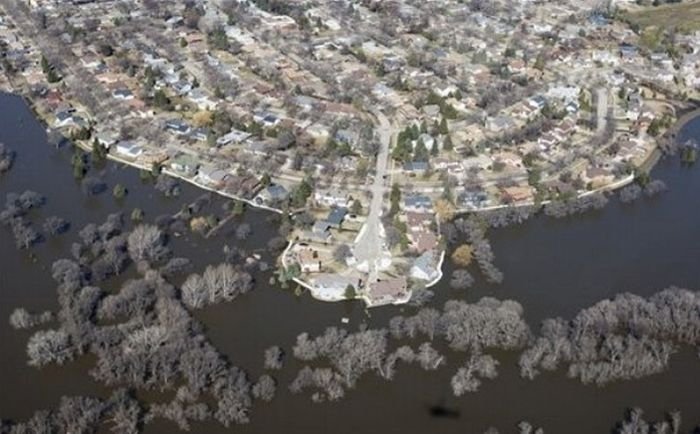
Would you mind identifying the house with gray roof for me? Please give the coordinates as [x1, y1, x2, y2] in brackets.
[196, 165, 230, 187]
[169, 154, 199, 177]
[410, 250, 440, 281]
[325, 207, 347, 229]
[255, 184, 289, 205]
[404, 194, 433, 212]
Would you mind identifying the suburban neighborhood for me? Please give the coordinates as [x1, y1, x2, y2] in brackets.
[1, 0, 699, 306]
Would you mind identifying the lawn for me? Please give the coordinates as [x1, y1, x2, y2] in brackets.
[622, 0, 700, 33]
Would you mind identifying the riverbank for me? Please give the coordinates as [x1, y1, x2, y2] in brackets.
[13, 87, 696, 311]
[62, 128, 286, 216]
[7, 91, 287, 216]
[661, 105, 700, 147]
[3, 91, 700, 434]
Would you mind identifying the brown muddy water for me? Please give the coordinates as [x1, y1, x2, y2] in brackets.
[1, 92, 699, 433]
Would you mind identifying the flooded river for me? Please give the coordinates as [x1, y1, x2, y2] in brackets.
[1, 93, 699, 433]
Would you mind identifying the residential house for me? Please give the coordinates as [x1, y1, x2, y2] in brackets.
[165, 119, 191, 135]
[581, 167, 615, 188]
[112, 88, 134, 100]
[487, 115, 515, 133]
[54, 110, 77, 128]
[367, 277, 408, 306]
[224, 175, 261, 199]
[188, 89, 215, 110]
[114, 141, 144, 159]
[169, 154, 199, 177]
[196, 166, 230, 188]
[432, 158, 464, 176]
[255, 184, 289, 205]
[314, 189, 352, 208]
[189, 128, 209, 142]
[403, 161, 429, 175]
[500, 185, 534, 203]
[458, 190, 489, 209]
[410, 250, 441, 281]
[626, 93, 643, 121]
[404, 195, 433, 212]
[409, 230, 438, 254]
[620, 43, 638, 60]
[216, 128, 251, 147]
[296, 247, 322, 273]
[303, 220, 332, 244]
[311, 274, 362, 300]
[243, 140, 269, 157]
[254, 112, 281, 127]
[95, 131, 118, 149]
[325, 207, 347, 229]
[405, 211, 431, 230]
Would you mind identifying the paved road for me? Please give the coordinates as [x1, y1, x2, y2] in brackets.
[353, 110, 392, 282]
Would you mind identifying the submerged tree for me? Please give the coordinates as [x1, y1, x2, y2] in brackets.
[613, 407, 683, 434]
[0, 142, 15, 173]
[9, 308, 53, 330]
[43, 216, 70, 236]
[128, 224, 169, 265]
[451, 352, 499, 395]
[519, 288, 700, 386]
[449, 269, 474, 290]
[26, 329, 75, 367]
[180, 263, 254, 309]
[252, 375, 276, 402]
[264, 346, 285, 370]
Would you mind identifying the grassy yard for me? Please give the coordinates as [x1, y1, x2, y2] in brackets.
[622, 0, 700, 33]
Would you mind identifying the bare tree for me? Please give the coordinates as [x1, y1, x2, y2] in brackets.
[252, 375, 276, 401]
[264, 346, 284, 370]
[9, 308, 53, 330]
[127, 224, 167, 264]
[26, 329, 74, 367]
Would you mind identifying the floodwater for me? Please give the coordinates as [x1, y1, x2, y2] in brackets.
[1, 92, 699, 433]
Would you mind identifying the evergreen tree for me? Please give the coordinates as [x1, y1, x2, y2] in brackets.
[439, 117, 449, 135]
[344, 285, 356, 300]
[420, 120, 428, 134]
[443, 134, 453, 151]
[390, 183, 401, 216]
[414, 138, 429, 161]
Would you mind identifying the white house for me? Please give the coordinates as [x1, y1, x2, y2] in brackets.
[314, 189, 352, 208]
[95, 131, 118, 149]
[188, 89, 215, 110]
[112, 88, 134, 100]
[410, 250, 441, 281]
[310, 274, 362, 301]
[115, 141, 144, 159]
[217, 129, 251, 147]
